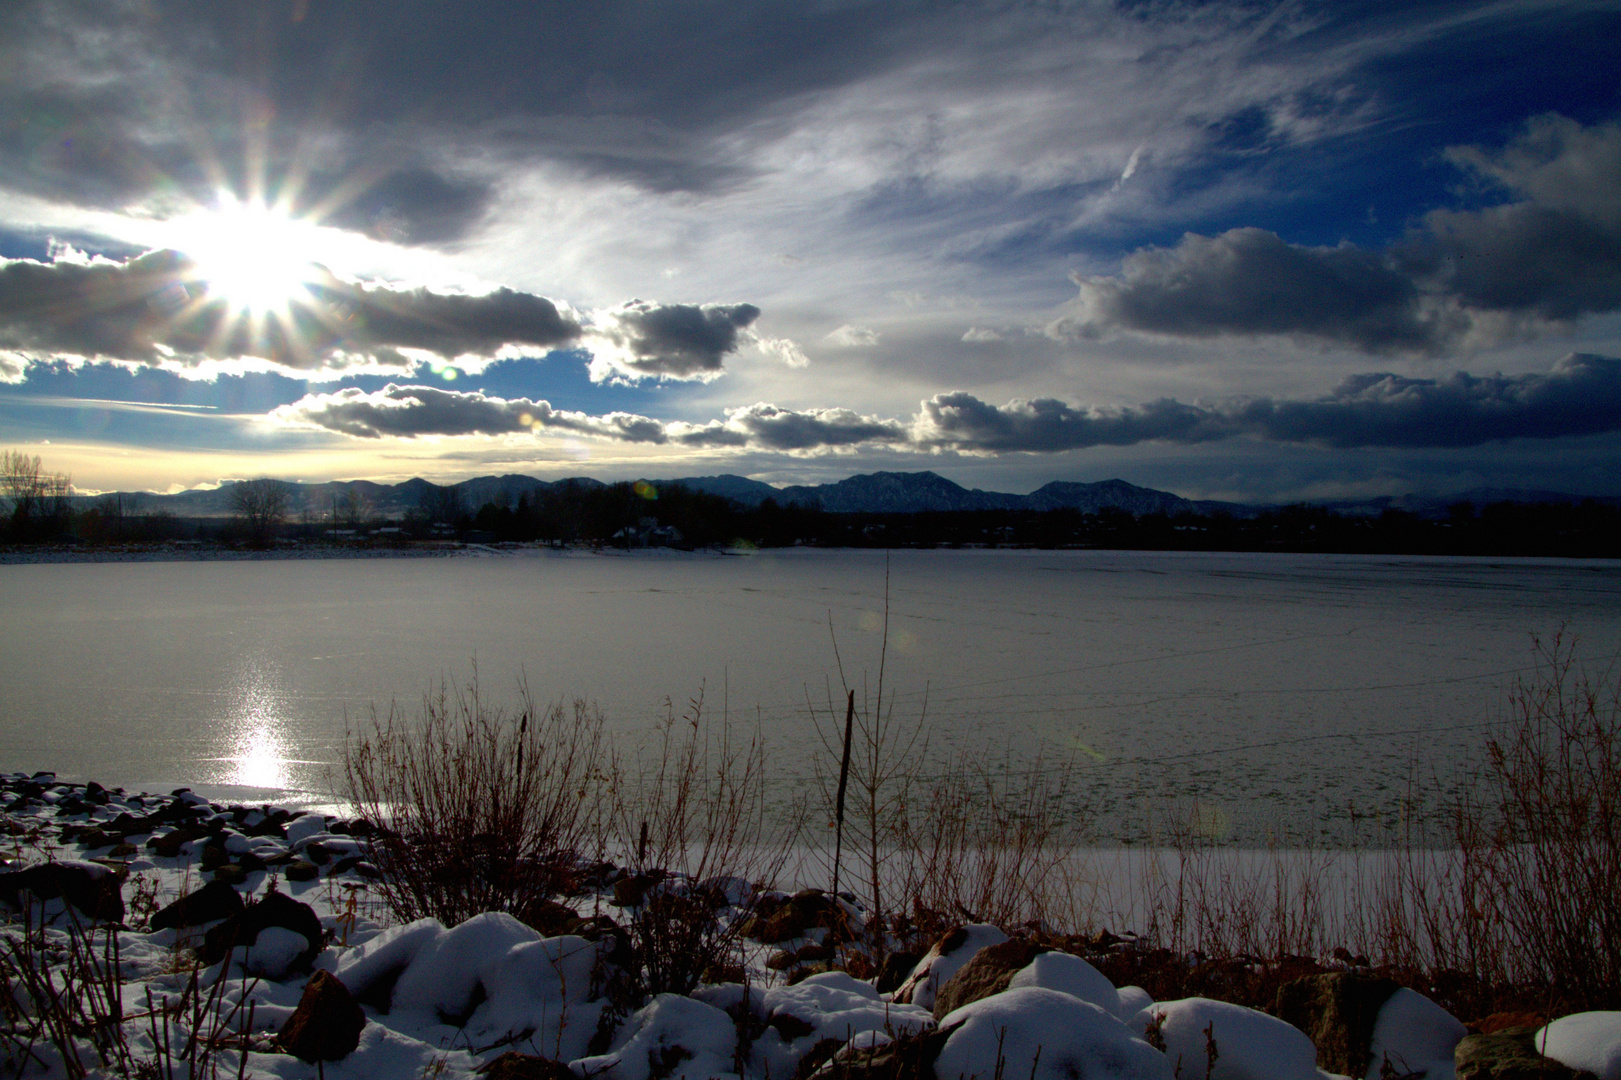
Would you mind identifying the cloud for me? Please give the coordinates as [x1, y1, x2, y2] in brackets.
[0, 249, 773, 382]
[273, 387, 911, 454]
[673, 403, 910, 451]
[1054, 227, 1444, 353]
[1230, 352, 1621, 449]
[272, 384, 668, 443]
[915, 392, 1224, 452]
[919, 354, 1621, 452]
[0, 249, 580, 375]
[824, 324, 880, 347]
[1057, 117, 1621, 354]
[270, 356, 1621, 456]
[585, 300, 761, 382]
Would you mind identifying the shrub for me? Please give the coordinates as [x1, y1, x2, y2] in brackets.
[343, 671, 610, 928]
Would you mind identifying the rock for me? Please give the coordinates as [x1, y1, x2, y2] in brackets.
[893, 924, 1009, 1011]
[875, 951, 922, 995]
[0, 861, 124, 922]
[816, 1027, 950, 1080]
[284, 860, 319, 882]
[612, 873, 654, 907]
[741, 889, 849, 944]
[199, 843, 228, 871]
[1274, 971, 1402, 1076]
[932, 938, 1050, 1019]
[475, 1053, 578, 1080]
[515, 897, 579, 936]
[1456, 1026, 1588, 1080]
[278, 971, 366, 1062]
[150, 879, 245, 931]
[147, 825, 207, 858]
[213, 864, 248, 885]
[201, 890, 324, 971]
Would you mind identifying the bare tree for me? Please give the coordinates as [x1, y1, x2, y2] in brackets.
[2, 450, 72, 538]
[231, 478, 293, 546]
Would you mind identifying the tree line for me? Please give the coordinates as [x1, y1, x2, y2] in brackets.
[5, 450, 1617, 557]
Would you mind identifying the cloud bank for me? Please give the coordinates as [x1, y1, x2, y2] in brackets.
[1057, 117, 1621, 354]
[275, 354, 1621, 455]
[0, 250, 761, 381]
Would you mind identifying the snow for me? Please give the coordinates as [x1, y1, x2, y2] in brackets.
[1148, 997, 1328, 1080]
[1008, 950, 1122, 1016]
[330, 917, 447, 1000]
[752, 970, 935, 1079]
[465, 934, 607, 1060]
[574, 993, 739, 1080]
[1536, 1012, 1621, 1079]
[389, 911, 542, 1018]
[1364, 988, 1466, 1080]
[935, 986, 1173, 1080]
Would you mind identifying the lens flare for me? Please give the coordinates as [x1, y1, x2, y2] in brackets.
[171, 195, 323, 315]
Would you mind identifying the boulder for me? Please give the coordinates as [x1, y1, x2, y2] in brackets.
[0, 861, 124, 922]
[893, 924, 1009, 1011]
[932, 938, 1050, 1019]
[283, 860, 319, 882]
[742, 889, 850, 944]
[1455, 1026, 1589, 1080]
[150, 879, 245, 931]
[201, 890, 324, 971]
[1274, 971, 1402, 1076]
[278, 971, 366, 1062]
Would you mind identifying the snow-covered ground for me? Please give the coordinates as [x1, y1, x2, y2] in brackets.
[2, 773, 1617, 1080]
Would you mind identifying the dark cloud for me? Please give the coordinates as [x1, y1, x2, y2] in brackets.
[588, 301, 761, 382]
[920, 354, 1621, 452]
[273, 384, 667, 442]
[1233, 352, 1621, 449]
[675, 403, 909, 451]
[273, 356, 1621, 455]
[1056, 228, 1441, 353]
[0, 250, 582, 373]
[1060, 117, 1621, 354]
[915, 392, 1224, 452]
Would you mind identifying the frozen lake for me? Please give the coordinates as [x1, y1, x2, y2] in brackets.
[3, 547, 1618, 844]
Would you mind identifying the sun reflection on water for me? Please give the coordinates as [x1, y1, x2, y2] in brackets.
[224, 668, 292, 789]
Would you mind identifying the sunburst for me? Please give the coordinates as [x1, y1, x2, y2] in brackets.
[170, 194, 325, 317]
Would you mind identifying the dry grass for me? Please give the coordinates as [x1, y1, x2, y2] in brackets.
[343, 669, 611, 928]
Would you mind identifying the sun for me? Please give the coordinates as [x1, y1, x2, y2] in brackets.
[171, 195, 324, 315]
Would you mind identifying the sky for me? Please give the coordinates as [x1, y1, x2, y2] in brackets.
[1, 0, 1619, 502]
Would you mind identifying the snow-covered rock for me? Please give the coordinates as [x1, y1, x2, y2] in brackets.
[466, 934, 607, 1061]
[1008, 951, 1122, 1017]
[936, 986, 1172, 1080]
[1364, 988, 1466, 1080]
[752, 970, 934, 1079]
[330, 917, 447, 1005]
[893, 923, 1008, 1010]
[1149, 997, 1326, 1080]
[574, 992, 739, 1080]
[391, 911, 542, 1019]
[1536, 1011, 1621, 1079]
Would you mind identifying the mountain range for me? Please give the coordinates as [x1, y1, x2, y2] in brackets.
[77, 471, 1615, 520]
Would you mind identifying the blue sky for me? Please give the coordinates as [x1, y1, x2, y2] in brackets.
[1, 0, 1619, 500]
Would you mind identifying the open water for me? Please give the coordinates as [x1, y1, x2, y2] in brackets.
[2, 547, 1618, 844]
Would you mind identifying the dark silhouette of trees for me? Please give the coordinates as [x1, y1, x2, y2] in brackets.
[230, 478, 293, 546]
